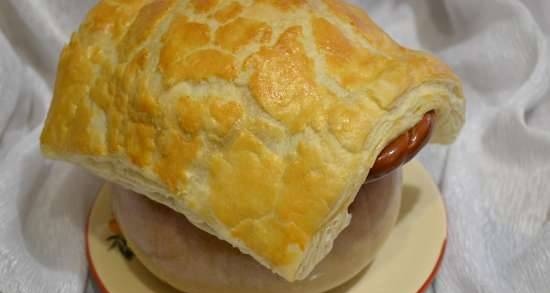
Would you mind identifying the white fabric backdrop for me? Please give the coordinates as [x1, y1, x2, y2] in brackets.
[0, 0, 549, 292]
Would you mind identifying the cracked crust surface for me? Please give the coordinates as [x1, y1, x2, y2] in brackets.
[40, 0, 464, 281]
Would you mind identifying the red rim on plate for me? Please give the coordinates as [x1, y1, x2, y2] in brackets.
[85, 195, 448, 293]
[85, 198, 110, 293]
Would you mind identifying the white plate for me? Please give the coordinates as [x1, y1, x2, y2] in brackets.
[86, 160, 447, 293]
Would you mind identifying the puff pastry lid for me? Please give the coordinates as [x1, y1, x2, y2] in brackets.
[40, 0, 464, 281]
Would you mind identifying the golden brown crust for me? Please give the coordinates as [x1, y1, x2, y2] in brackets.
[40, 0, 464, 281]
[111, 169, 402, 293]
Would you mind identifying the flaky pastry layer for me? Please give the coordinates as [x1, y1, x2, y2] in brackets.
[40, 0, 464, 281]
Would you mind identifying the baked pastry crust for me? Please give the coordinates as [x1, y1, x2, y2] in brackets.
[40, 0, 464, 281]
[111, 169, 402, 293]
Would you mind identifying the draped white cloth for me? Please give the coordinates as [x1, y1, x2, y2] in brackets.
[0, 0, 548, 292]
